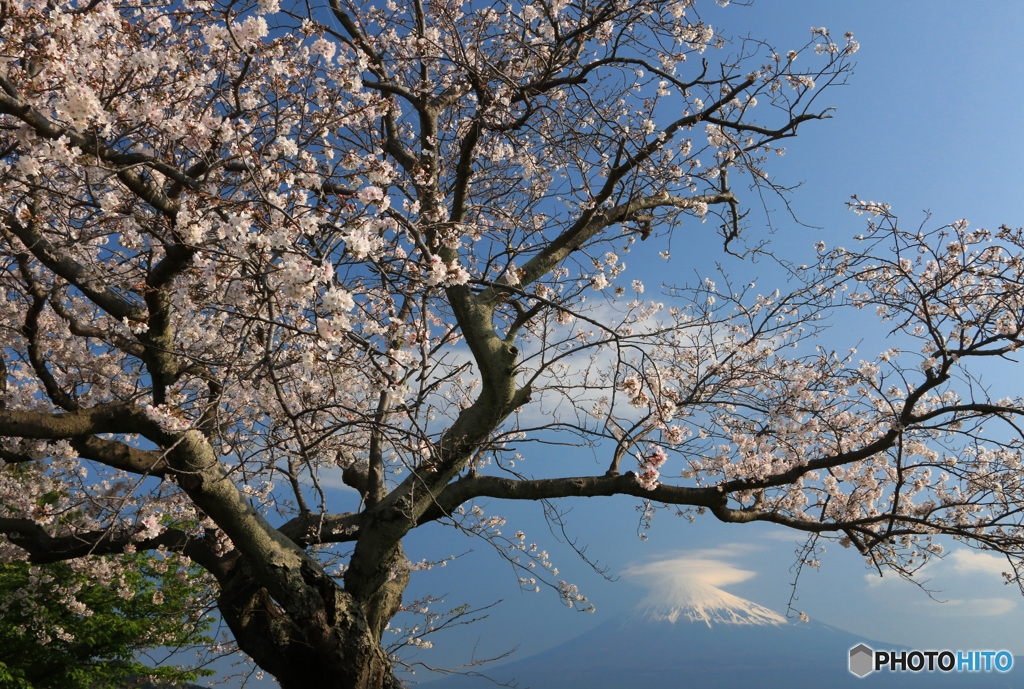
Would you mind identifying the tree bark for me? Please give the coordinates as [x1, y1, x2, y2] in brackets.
[217, 552, 408, 689]
[161, 430, 410, 689]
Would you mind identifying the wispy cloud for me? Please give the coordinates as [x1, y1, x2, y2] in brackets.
[861, 548, 1017, 619]
[915, 597, 1017, 618]
[865, 548, 1011, 588]
[754, 529, 815, 543]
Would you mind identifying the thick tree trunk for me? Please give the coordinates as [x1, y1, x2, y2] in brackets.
[216, 545, 409, 689]
[160, 431, 411, 688]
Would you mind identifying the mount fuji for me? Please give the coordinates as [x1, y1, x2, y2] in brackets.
[422, 578, 1019, 689]
[633, 577, 787, 627]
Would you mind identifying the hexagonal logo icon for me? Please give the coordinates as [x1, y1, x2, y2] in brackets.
[849, 643, 874, 677]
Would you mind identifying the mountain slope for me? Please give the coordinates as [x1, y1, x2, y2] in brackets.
[634, 578, 786, 627]
[421, 583, 1019, 689]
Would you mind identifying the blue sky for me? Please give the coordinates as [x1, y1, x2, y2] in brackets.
[194, 2, 1024, 684]
[381, 2, 1024, 683]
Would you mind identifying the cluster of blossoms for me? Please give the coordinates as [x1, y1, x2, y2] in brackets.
[135, 514, 164, 541]
[557, 580, 595, 613]
[143, 403, 194, 433]
[636, 446, 669, 490]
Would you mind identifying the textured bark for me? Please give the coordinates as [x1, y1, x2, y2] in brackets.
[165, 431, 410, 689]
[219, 563, 406, 689]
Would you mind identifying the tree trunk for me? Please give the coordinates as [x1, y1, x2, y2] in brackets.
[217, 549, 409, 689]
[160, 431, 411, 688]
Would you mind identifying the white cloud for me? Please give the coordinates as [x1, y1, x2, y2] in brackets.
[918, 597, 1017, 618]
[306, 468, 359, 493]
[864, 548, 1010, 589]
[863, 573, 887, 588]
[859, 549, 1018, 619]
[754, 529, 813, 543]
[946, 549, 1011, 577]
[623, 548, 760, 589]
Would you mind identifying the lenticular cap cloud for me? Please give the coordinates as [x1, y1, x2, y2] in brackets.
[623, 555, 758, 589]
[622, 554, 785, 627]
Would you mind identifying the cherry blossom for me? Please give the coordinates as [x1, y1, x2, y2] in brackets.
[1, 2, 1015, 688]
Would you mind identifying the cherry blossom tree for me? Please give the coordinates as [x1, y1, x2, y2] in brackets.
[2, 0, 1023, 687]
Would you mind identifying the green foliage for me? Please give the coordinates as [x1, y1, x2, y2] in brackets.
[0, 550, 215, 689]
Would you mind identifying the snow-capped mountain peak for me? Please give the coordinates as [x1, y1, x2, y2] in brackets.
[634, 578, 787, 627]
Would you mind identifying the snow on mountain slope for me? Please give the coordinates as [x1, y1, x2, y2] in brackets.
[634, 578, 787, 627]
